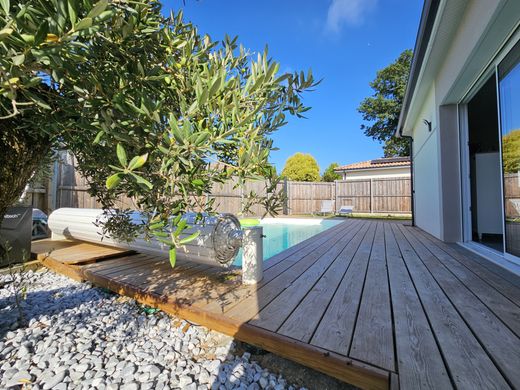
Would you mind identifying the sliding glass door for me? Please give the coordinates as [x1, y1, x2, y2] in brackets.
[466, 76, 504, 251]
[499, 40, 520, 259]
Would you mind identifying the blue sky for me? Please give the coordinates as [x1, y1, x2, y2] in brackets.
[164, 0, 423, 174]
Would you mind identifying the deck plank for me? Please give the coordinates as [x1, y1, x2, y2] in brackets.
[92, 255, 209, 279]
[403, 225, 520, 388]
[252, 220, 369, 332]
[277, 221, 370, 342]
[392, 224, 511, 389]
[445, 242, 520, 287]
[86, 258, 245, 308]
[34, 239, 133, 264]
[413, 228, 520, 303]
[310, 222, 376, 356]
[83, 254, 161, 274]
[384, 223, 452, 390]
[350, 223, 395, 372]
[407, 227, 520, 337]
[261, 219, 349, 271]
[227, 220, 362, 323]
[205, 220, 359, 317]
[198, 220, 355, 315]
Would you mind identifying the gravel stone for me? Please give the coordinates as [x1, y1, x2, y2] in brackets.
[0, 270, 304, 390]
[42, 369, 66, 389]
[259, 377, 268, 389]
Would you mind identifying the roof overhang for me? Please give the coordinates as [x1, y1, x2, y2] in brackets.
[397, 0, 519, 138]
[335, 164, 411, 173]
[397, 0, 472, 137]
[396, 0, 442, 138]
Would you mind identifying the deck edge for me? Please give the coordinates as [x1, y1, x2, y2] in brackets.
[82, 266, 390, 390]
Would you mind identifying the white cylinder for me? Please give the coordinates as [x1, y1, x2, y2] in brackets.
[48, 208, 242, 267]
[242, 226, 263, 284]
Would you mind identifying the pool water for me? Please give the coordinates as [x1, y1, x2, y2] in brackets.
[233, 218, 342, 266]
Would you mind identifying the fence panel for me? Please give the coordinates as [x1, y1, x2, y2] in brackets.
[371, 177, 411, 213]
[56, 152, 134, 210]
[335, 178, 411, 214]
[335, 179, 371, 213]
[287, 182, 334, 215]
[52, 153, 412, 215]
[504, 173, 520, 218]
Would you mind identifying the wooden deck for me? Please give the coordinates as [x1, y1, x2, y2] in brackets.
[33, 219, 520, 390]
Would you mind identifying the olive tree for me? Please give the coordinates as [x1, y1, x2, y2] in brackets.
[0, 0, 316, 264]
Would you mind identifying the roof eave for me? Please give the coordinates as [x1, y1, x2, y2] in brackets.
[396, 0, 442, 138]
[335, 164, 411, 172]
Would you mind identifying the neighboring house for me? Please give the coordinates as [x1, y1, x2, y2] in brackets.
[334, 157, 411, 180]
[398, 0, 520, 271]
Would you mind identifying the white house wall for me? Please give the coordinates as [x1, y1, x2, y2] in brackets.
[411, 86, 442, 239]
[405, 0, 519, 241]
[341, 167, 410, 180]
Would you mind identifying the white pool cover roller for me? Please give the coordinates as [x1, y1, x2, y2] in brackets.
[48, 208, 243, 267]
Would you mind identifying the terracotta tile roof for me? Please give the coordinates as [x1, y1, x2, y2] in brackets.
[335, 157, 411, 171]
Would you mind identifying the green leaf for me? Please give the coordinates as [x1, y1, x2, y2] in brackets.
[174, 219, 187, 237]
[129, 172, 153, 189]
[93, 130, 104, 144]
[169, 247, 176, 268]
[127, 153, 148, 170]
[191, 179, 204, 187]
[0, 0, 9, 15]
[12, 54, 24, 66]
[149, 220, 165, 230]
[157, 237, 174, 246]
[75, 17, 93, 31]
[0, 28, 13, 40]
[106, 173, 122, 189]
[172, 214, 182, 227]
[21, 34, 34, 44]
[179, 230, 200, 245]
[97, 10, 114, 22]
[87, 0, 108, 19]
[208, 76, 220, 97]
[116, 143, 127, 166]
[151, 231, 168, 237]
[67, 0, 78, 25]
[24, 91, 51, 109]
[34, 22, 48, 45]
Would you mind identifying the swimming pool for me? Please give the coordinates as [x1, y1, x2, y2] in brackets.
[233, 218, 343, 266]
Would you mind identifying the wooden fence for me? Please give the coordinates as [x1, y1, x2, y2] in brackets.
[335, 178, 412, 214]
[504, 173, 520, 219]
[37, 153, 412, 216]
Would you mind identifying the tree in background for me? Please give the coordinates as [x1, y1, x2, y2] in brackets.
[281, 153, 320, 182]
[322, 162, 341, 182]
[502, 129, 520, 173]
[0, 0, 316, 264]
[358, 49, 412, 157]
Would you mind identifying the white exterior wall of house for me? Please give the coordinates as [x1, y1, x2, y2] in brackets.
[340, 166, 410, 180]
[409, 86, 442, 239]
[401, 0, 520, 242]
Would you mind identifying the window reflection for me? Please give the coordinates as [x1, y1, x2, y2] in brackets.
[499, 40, 520, 257]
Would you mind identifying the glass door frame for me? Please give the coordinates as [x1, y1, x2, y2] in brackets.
[498, 38, 520, 263]
[458, 31, 520, 265]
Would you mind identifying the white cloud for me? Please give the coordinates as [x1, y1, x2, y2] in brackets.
[326, 0, 377, 32]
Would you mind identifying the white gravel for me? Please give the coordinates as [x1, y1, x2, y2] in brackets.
[0, 269, 305, 390]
